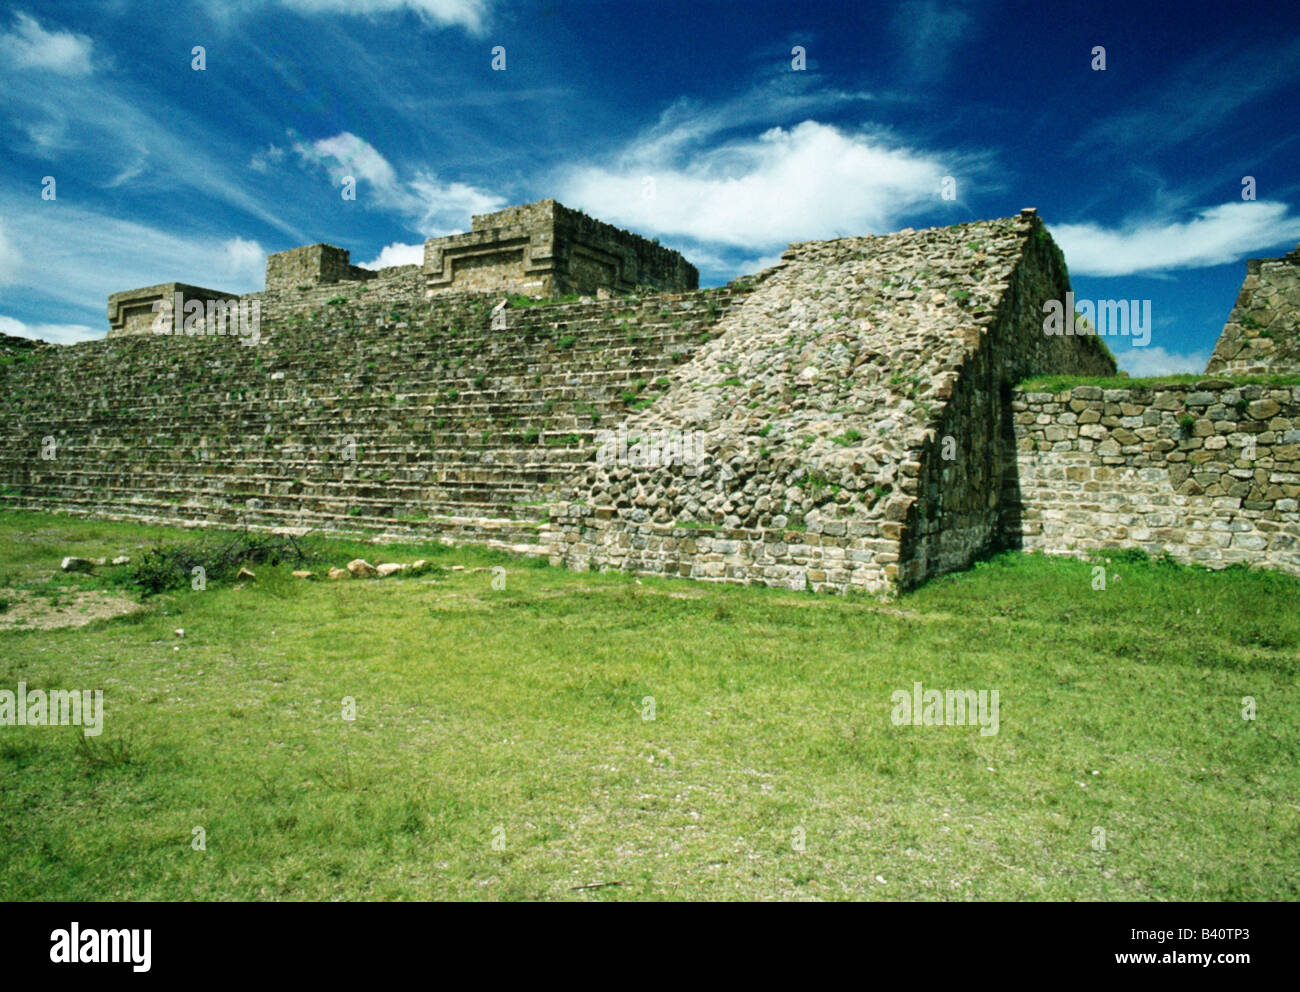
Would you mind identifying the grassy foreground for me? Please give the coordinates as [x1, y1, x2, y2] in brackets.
[0, 511, 1297, 901]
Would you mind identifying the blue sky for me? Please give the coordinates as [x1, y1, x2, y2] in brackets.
[1, 0, 1298, 375]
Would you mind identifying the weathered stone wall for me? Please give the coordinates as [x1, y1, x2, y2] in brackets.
[546, 212, 1115, 593]
[424, 200, 697, 297]
[1006, 381, 1300, 574]
[107, 252, 404, 340]
[246, 265, 424, 321]
[550, 202, 698, 296]
[265, 243, 374, 291]
[1206, 243, 1300, 374]
[107, 283, 242, 338]
[903, 212, 1116, 584]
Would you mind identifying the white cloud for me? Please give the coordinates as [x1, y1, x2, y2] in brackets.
[1116, 346, 1211, 377]
[221, 237, 267, 282]
[298, 131, 400, 190]
[0, 314, 98, 345]
[405, 175, 503, 235]
[559, 120, 954, 249]
[360, 242, 425, 269]
[293, 131, 505, 236]
[0, 12, 94, 75]
[268, 0, 489, 32]
[1052, 201, 1300, 277]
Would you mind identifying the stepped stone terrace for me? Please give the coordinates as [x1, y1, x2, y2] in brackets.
[3, 204, 1297, 593]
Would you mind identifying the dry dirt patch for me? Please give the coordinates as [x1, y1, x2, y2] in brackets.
[0, 588, 142, 630]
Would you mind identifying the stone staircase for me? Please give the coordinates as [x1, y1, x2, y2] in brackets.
[0, 284, 748, 548]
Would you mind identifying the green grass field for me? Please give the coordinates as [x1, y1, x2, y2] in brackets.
[0, 511, 1297, 901]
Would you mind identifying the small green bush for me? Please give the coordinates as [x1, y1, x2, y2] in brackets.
[125, 532, 319, 597]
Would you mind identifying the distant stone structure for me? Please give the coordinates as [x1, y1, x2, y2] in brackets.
[422, 200, 698, 297]
[3, 205, 1297, 592]
[105, 200, 699, 341]
[107, 282, 240, 338]
[265, 243, 374, 291]
[1206, 242, 1300, 374]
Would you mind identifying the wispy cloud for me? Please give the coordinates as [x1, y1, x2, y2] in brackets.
[0, 221, 20, 287]
[1052, 201, 1300, 277]
[227, 0, 492, 33]
[1074, 35, 1300, 154]
[291, 130, 505, 235]
[0, 51, 307, 241]
[618, 76, 881, 165]
[0, 12, 94, 75]
[891, 1, 973, 84]
[0, 195, 268, 322]
[249, 145, 287, 174]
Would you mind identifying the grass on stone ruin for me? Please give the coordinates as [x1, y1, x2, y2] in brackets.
[506, 293, 582, 308]
[0, 510, 1297, 901]
[1017, 371, 1300, 393]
